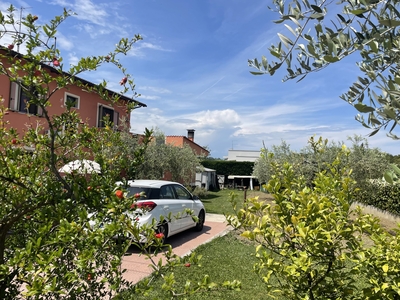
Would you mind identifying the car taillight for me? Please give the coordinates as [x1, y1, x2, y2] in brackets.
[130, 201, 157, 212]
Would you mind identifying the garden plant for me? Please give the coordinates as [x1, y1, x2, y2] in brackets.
[0, 5, 240, 299]
[228, 137, 400, 299]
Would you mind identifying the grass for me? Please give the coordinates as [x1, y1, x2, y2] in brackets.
[201, 189, 272, 215]
[122, 232, 272, 300]
[119, 189, 388, 299]
[118, 189, 278, 299]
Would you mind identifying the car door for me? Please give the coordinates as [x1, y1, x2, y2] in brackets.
[159, 184, 182, 234]
[171, 184, 194, 229]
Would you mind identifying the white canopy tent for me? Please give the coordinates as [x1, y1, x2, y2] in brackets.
[227, 175, 257, 190]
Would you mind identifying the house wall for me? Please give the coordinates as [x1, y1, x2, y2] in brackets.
[0, 55, 130, 135]
[227, 150, 261, 162]
[165, 136, 209, 157]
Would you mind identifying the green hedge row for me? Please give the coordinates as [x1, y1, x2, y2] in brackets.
[355, 180, 400, 216]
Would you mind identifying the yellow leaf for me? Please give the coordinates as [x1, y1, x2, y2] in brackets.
[382, 264, 389, 273]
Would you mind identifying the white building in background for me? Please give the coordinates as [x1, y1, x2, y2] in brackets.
[224, 149, 261, 190]
[194, 167, 217, 190]
[226, 150, 261, 162]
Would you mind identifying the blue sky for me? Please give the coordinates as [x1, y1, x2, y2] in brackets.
[2, 0, 400, 158]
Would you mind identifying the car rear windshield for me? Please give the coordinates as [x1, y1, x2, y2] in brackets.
[126, 187, 160, 200]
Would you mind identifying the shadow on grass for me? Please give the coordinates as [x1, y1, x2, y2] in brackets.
[201, 194, 220, 200]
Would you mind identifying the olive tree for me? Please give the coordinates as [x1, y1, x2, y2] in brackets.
[249, 0, 400, 138]
[135, 129, 203, 185]
[253, 135, 389, 189]
[229, 138, 400, 299]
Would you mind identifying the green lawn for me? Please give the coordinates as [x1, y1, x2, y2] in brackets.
[119, 188, 373, 299]
[118, 190, 279, 300]
[122, 232, 273, 300]
[201, 189, 271, 215]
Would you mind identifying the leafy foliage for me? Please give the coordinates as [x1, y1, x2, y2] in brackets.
[249, 0, 400, 139]
[0, 5, 155, 298]
[135, 129, 203, 185]
[228, 139, 400, 299]
[191, 186, 209, 198]
[356, 179, 400, 215]
[253, 135, 389, 193]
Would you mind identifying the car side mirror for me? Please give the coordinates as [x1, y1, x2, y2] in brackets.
[192, 195, 199, 200]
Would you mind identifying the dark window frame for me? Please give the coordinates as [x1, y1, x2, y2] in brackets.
[9, 81, 43, 116]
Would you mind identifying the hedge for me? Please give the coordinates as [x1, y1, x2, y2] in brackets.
[200, 160, 254, 177]
[355, 179, 400, 216]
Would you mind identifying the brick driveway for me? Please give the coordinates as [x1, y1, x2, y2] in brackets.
[121, 214, 231, 284]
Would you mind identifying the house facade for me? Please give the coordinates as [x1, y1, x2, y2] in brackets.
[0, 49, 146, 135]
[165, 129, 209, 157]
[226, 149, 261, 162]
[165, 130, 216, 189]
[225, 149, 261, 190]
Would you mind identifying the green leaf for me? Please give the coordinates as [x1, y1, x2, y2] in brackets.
[310, 13, 324, 19]
[270, 50, 281, 58]
[277, 33, 293, 48]
[284, 24, 297, 37]
[354, 103, 375, 113]
[337, 14, 347, 23]
[262, 56, 268, 69]
[350, 9, 367, 15]
[307, 44, 317, 56]
[311, 5, 322, 13]
[368, 128, 379, 137]
[383, 107, 396, 119]
[323, 55, 339, 63]
[379, 19, 400, 27]
[250, 71, 265, 75]
[359, 77, 369, 85]
[368, 41, 378, 53]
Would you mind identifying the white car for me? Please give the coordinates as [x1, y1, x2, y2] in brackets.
[117, 180, 206, 243]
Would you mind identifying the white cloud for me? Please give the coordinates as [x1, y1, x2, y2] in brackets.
[140, 86, 172, 94]
[139, 95, 160, 100]
[128, 42, 172, 57]
[51, 0, 108, 26]
[56, 32, 74, 50]
[67, 52, 79, 66]
[186, 109, 241, 128]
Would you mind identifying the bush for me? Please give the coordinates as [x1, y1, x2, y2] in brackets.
[191, 186, 209, 198]
[355, 179, 400, 216]
[227, 139, 400, 299]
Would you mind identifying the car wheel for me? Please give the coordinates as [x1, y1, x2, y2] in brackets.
[194, 210, 205, 232]
[156, 223, 168, 244]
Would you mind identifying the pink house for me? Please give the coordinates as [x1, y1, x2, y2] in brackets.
[165, 129, 209, 157]
[0, 48, 146, 135]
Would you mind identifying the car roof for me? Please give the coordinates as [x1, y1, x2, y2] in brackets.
[116, 180, 182, 189]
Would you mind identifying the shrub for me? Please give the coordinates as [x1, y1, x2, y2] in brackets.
[228, 141, 400, 299]
[355, 179, 400, 216]
[191, 186, 209, 198]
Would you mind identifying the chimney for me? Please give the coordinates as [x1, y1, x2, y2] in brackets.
[187, 129, 195, 141]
